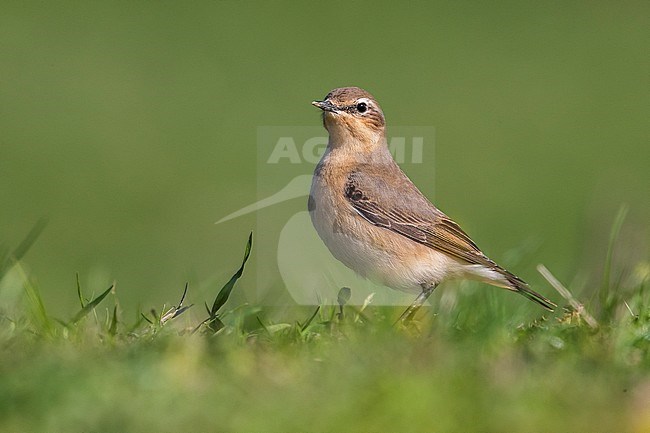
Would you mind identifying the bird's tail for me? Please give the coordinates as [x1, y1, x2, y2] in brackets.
[501, 269, 556, 312]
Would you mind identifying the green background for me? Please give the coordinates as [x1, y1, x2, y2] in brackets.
[1, 1, 648, 315]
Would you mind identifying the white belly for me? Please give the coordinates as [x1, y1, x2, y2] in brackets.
[309, 175, 468, 293]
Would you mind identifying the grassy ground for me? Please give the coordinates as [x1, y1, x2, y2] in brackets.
[2, 3, 647, 431]
[1, 228, 648, 433]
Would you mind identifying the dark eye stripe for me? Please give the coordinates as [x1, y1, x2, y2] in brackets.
[334, 100, 385, 129]
[342, 103, 369, 113]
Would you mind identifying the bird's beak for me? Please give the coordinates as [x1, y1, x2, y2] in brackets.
[311, 99, 338, 112]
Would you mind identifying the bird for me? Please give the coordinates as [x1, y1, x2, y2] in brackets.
[308, 86, 556, 322]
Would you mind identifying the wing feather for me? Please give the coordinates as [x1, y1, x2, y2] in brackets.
[343, 167, 556, 312]
[344, 169, 495, 268]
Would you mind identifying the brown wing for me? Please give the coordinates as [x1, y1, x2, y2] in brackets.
[344, 170, 496, 268]
[343, 168, 557, 311]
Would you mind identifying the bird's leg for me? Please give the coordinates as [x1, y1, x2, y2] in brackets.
[397, 283, 437, 325]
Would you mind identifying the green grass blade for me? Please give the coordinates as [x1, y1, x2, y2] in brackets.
[109, 305, 118, 336]
[600, 204, 628, 310]
[300, 306, 320, 333]
[10, 218, 48, 263]
[18, 263, 53, 335]
[141, 312, 154, 325]
[206, 317, 225, 333]
[70, 284, 114, 324]
[256, 316, 270, 335]
[209, 232, 252, 317]
[0, 218, 47, 280]
[76, 272, 85, 308]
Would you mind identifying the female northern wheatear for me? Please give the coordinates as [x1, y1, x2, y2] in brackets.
[308, 86, 555, 321]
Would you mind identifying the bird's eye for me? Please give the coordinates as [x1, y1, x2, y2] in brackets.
[356, 102, 368, 113]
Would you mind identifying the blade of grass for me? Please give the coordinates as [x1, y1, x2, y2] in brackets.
[256, 316, 270, 335]
[141, 312, 154, 325]
[205, 317, 225, 333]
[209, 232, 252, 316]
[70, 284, 114, 324]
[300, 306, 321, 333]
[600, 204, 628, 309]
[537, 264, 598, 329]
[16, 262, 53, 335]
[76, 272, 85, 308]
[109, 305, 118, 336]
[11, 218, 48, 262]
[0, 218, 47, 280]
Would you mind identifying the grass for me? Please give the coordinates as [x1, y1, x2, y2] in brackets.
[0, 221, 648, 433]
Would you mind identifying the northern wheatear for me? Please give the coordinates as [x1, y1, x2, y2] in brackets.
[308, 86, 555, 321]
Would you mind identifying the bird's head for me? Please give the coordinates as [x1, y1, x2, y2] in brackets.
[312, 87, 386, 149]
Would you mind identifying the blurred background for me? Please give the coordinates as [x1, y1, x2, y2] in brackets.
[1, 1, 648, 317]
